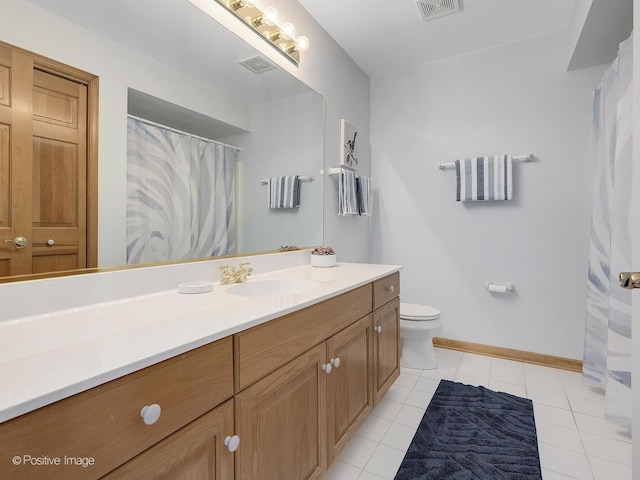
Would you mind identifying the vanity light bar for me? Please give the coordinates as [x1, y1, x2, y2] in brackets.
[215, 0, 309, 65]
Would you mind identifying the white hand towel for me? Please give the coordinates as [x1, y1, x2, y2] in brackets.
[455, 155, 513, 201]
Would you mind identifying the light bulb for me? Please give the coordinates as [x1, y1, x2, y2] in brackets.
[295, 36, 310, 53]
[263, 7, 279, 26]
[280, 22, 296, 39]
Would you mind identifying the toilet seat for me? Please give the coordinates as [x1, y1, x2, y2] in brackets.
[400, 303, 440, 321]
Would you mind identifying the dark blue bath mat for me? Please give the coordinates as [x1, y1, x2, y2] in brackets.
[394, 380, 542, 480]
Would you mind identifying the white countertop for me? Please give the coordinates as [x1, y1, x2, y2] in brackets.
[0, 262, 400, 423]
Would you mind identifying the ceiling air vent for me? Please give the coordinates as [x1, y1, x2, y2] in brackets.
[239, 55, 277, 74]
[416, 0, 461, 22]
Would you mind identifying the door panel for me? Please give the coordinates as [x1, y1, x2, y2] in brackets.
[30, 69, 87, 274]
[0, 125, 9, 229]
[326, 315, 373, 464]
[33, 138, 78, 226]
[0, 45, 10, 107]
[32, 253, 78, 274]
[373, 298, 400, 404]
[235, 344, 326, 480]
[0, 45, 32, 276]
[33, 87, 79, 129]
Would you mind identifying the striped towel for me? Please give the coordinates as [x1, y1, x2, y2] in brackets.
[338, 169, 359, 215]
[268, 176, 300, 209]
[356, 175, 371, 216]
[455, 155, 513, 201]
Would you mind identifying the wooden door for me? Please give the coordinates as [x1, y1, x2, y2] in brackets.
[0, 41, 92, 278]
[0, 45, 32, 277]
[373, 297, 400, 404]
[101, 400, 235, 480]
[326, 314, 373, 464]
[31, 69, 87, 274]
[235, 344, 327, 480]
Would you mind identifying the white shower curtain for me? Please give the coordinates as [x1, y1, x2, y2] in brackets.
[583, 36, 632, 430]
[126, 118, 237, 264]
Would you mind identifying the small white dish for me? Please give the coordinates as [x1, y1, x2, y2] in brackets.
[310, 254, 336, 268]
[177, 281, 214, 294]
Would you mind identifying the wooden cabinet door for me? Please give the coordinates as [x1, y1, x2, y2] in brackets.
[101, 399, 235, 480]
[235, 344, 327, 480]
[326, 315, 373, 464]
[373, 297, 400, 404]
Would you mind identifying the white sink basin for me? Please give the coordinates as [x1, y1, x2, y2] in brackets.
[226, 279, 319, 297]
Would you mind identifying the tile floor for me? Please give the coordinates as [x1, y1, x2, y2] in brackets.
[322, 347, 632, 480]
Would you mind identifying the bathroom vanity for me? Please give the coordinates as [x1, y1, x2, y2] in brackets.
[0, 262, 400, 480]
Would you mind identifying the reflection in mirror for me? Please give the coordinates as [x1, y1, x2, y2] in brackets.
[7, 0, 324, 278]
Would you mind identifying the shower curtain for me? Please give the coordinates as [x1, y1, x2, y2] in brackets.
[583, 36, 632, 430]
[126, 118, 237, 264]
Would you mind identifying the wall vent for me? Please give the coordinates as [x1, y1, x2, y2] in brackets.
[239, 55, 277, 74]
[416, 0, 461, 22]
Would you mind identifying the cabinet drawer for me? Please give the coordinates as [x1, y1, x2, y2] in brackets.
[372, 272, 400, 310]
[102, 399, 235, 480]
[0, 337, 233, 480]
[235, 284, 372, 391]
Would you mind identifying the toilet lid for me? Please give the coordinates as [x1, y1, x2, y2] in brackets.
[400, 303, 440, 320]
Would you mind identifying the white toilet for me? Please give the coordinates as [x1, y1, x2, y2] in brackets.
[399, 303, 442, 370]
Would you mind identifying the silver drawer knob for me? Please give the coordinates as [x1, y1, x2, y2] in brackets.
[386, 285, 395, 293]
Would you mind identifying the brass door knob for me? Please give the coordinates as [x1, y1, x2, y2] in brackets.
[3, 236, 28, 249]
[619, 272, 640, 289]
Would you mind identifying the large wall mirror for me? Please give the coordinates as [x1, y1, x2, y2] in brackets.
[2, 0, 324, 281]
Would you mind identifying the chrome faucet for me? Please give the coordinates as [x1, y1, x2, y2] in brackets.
[218, 262, 253, 285]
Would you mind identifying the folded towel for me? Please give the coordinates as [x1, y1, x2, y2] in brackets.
[268, 175, 300, 209]
[356, 175, 371, 216]
[338, 169, 359, 215]
[455, 155, 513, 201]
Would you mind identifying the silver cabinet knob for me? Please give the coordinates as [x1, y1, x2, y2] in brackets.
[330, 357, 341, 368]
[322, 363, 332, 374]
[3, 236, 28, 249]
[47, 239, 55, 246]
[375, 325, 382, 334]
[386, 285, 395, 293]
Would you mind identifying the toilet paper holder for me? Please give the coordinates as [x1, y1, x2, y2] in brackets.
[485, 281, 514, 292]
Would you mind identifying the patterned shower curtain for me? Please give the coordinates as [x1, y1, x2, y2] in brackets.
[126, 118, 237, 264]
[583, 36, 632, 430]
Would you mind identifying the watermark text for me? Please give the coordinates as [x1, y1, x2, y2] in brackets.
[12, 455, 95, 468]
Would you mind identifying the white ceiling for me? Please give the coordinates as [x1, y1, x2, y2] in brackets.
[297, 0, 576, 77]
